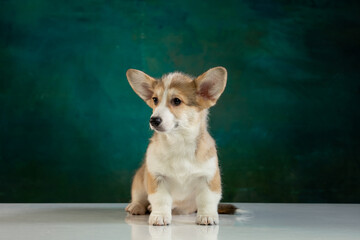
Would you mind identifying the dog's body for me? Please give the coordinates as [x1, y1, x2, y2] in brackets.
[125, 67, 233, 225]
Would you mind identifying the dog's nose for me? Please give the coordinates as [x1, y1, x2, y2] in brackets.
[150, 117, 162, 127]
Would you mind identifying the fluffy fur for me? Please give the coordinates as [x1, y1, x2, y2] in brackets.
[125, 67, 234, 226]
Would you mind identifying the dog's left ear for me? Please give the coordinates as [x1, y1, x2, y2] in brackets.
[195, 67, 227, 108]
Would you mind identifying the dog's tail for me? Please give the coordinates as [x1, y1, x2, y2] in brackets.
[217, 203, 242, 214]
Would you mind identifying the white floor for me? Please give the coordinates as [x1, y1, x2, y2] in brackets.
[0, 203, 359, 240]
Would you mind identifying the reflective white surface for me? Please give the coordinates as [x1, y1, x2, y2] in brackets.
[0, 203, 359, 240]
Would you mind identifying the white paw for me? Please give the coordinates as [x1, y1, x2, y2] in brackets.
[196, 214, 219, 225]
[149, 213, 172, 226]
[125, 202, 146, 215]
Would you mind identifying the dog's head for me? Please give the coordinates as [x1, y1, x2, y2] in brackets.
[126, 67, 227, 133]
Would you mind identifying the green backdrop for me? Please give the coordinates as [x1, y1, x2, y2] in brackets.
[1, 0, 359, 203]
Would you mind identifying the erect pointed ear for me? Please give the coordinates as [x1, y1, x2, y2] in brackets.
[126, 69, 157, 103]
[195, 66, 227, 108]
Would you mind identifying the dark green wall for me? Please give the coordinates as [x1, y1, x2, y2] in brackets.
[1, 0, 359, 203]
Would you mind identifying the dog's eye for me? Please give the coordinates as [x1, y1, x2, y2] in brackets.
[172, 98, 181, 106]
[152, 97, 158, 105]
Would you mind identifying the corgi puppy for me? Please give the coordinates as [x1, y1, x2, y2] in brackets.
[125, 67, 235, 226]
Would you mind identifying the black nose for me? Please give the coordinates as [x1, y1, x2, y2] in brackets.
[150, 117, 162, 127]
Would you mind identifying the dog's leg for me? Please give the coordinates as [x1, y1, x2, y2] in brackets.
[126, 164, 148, 215]
[195, 170, 222, 225]
[147, 172, 172, 226]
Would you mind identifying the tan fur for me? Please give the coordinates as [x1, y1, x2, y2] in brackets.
[217, 203, 238, 214]
[125, 164, 148, 215]
[169, 75, 198, 106]
[209, 167, 221, 193]
[196, 128, 217, 162]
[145, 166, 158, 195]
[131, 164, 145, 196]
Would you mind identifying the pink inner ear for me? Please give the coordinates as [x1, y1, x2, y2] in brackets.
[199, 81, 216, 100]
[141, 82, 153, 100]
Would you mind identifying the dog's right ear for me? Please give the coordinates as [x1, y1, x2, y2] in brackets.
[126, 69, 156, 105]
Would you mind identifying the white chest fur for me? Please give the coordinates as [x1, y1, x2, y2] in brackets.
[146, 132, 217, 201]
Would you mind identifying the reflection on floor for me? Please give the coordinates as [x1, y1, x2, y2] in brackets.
[0, 203, 359, 240]
[127, 214, 220, 240]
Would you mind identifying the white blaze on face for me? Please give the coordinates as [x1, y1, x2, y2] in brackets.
[150, 86, 176, 132]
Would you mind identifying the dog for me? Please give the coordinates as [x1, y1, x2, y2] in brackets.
[125, 67, 237, 226]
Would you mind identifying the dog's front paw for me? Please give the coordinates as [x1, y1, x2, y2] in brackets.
[196, 214, 219, 225]
[125, 202, 146, 215]
[149, 213, 172, 226]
